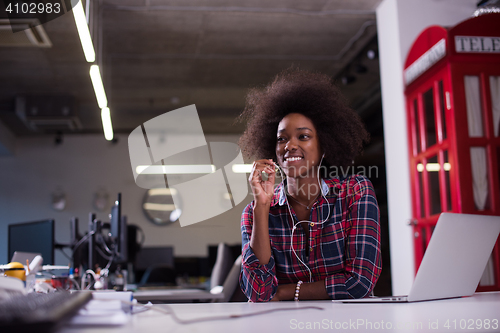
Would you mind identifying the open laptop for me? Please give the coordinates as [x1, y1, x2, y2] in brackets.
[336, 213, 500, 303]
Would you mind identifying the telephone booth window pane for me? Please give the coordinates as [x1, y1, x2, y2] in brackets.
[464, 76, 484, 137]
[420, 227, 428, 254]
[490, 76, 500, 137]
[438, 81, 447, 140]
[428, 155, 442, 216]
[423, 88, 437, 148]
[443, 151, 452, 212]
[470, 147, 490, 211]
[418, 163, 425, 218]
[413, 99, 421, 153]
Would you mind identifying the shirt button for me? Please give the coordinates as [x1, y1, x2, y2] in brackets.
[310, 222, 314, 227]
[309, 247, 313, 252]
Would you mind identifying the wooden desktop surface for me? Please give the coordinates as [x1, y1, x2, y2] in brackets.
[61, 292, 500, 333]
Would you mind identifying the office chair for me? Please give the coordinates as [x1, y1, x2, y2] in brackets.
[210, 243, 233, 290]
[212, 255, 244, 302]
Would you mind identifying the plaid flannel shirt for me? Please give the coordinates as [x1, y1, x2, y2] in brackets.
[239, 175, 382, 302]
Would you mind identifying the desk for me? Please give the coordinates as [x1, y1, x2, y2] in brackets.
[133, 288, 225, 302]
[61, 292, 500, 333]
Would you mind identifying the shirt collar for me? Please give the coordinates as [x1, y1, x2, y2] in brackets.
[274, 179, 330, 206]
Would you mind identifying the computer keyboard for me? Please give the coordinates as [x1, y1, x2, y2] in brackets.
[0, 291, 92, 333]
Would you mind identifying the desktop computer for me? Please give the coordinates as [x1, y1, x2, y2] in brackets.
[8, 219, 55, 265]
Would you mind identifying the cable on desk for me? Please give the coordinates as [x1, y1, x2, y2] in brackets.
[123, 300, 324, 325]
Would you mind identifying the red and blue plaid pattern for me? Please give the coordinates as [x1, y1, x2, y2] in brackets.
[240, 175, 382, 302]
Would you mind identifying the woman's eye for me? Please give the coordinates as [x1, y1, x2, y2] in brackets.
[277, 137, 286, 142]
[299, 134, 310, 140]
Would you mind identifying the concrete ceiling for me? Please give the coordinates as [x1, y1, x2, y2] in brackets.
[0, 0, 383, 137]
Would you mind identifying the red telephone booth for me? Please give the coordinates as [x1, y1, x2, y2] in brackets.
[404, 13, 500, 292]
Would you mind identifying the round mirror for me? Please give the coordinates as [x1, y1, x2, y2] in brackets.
[142, 187, 182, 225]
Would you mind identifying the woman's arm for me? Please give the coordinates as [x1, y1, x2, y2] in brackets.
[271, 280, 329, 301]
[247, 159, 275, 264]
[250, 204, 272, 264]
[240, 203, 279, 302]
[240, 159, 279, 302]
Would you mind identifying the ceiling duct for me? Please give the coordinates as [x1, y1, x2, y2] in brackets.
[15, 96, 82, 133]
[0, 19, 52, 47]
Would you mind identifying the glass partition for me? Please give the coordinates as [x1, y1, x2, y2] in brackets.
[464, 76, 484, 137]
[470, 147, 489, 211]
[423, 88, 437, 148]
[490, 76, 500, 137]
[438, 81, 447, 140]
[443, 150, 452, 212]
[427, 155, 442, 216]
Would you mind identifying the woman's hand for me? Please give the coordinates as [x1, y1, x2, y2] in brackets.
[248, 159, 276, 207]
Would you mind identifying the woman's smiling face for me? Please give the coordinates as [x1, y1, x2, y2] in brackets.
[275, 113, 322, 179]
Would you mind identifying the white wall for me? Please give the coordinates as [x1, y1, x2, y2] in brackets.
[376, 0, 477, 295]
[0, 134, 251, 264]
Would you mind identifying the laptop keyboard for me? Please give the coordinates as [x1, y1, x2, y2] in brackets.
[0, 291, 92, 332]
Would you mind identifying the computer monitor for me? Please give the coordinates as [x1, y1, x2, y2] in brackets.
[134, 246, 174, 271]
[109, 193, 127, 264]
[8, 219, 55, 265]
[134, 246, 175, 285]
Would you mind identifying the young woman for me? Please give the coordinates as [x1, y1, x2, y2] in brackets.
[238, 69, 381, 302]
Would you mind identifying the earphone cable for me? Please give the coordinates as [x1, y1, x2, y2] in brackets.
[274, 154, 333, 283]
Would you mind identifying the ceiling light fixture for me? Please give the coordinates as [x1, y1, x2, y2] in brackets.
[232, 164, 253, 173]
[143, 203, 177, 212]
[367, 49, 378, 60]
[72, 0, 95, 62]
[89, 65, 107, 108]
[148, 188, 178, 196]
[135, 165, 216, 174]
[101, 107, 114, 141]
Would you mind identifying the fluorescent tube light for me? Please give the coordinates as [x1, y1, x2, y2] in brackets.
[143, 203, 177, 211]
[136, 165, 216, 174]
[148, 188, 178, 196]
[101, 107, 114, 141]
[90, 65, 107, 108]
[72, 0, 95, 62]
[232, 164, 253, 173]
